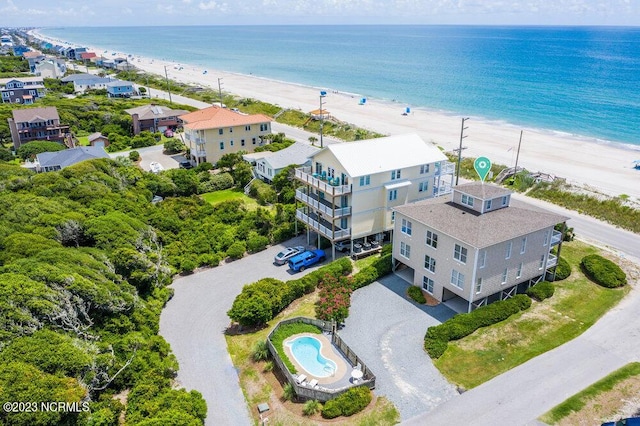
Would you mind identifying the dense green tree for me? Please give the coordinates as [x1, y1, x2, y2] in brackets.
[17, 141, 66, 160]
[163, 138, 185, 154]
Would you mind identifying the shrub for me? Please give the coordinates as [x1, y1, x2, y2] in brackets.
[179, 257, 197, 274]
[263, 361, 274, 372]
[315, 274, 353, 324]
[249, 180, 277, 205]
[251, 340, 269, 362]
[554, 256, 571, 281]
[199, 172, 234, 192]
[129, 150, 140, 162]
[371, 253, 393, 277]
[246, 233, 269, 253]
[17, 141, 65, 160]
[526, 281, 555, 301]
[321, 386, 372, 418]
[581, 254, 626, 288]
[408, 286, 426, 304]
[164, 138, 185, 154]
[227, 293, 273, 327]
[424, 338, 448, 358]
[197, 253, 221, 267]
[283, 382, 295, 402]
[303, 400, 322, 416]
[351, 266, 378, 290]
[226, 241, 246, 259]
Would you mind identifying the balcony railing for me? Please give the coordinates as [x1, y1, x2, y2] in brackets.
[433, 183, 452, 197]
[295, 167, 352, 196]
[195, 137, 205, 145]
[550, 230, 562, 246]
[295, 189, 351, 218]
[437, 161, 455, 175]
[194, 149, 206, 158]
[547, 254, 558, 268]
[296, 209, 350, 240]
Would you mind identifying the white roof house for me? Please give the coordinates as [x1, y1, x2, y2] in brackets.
[255, 142, 319, 182]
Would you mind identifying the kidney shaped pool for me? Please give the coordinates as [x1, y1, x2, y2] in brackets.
[286, 335, 337, 378]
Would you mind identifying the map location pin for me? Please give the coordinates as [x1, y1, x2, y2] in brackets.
[474, 157, 492, 182]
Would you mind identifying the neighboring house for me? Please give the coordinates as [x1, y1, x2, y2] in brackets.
[88, 132, 109, 148]
[294, 133, 455, 256]
[392, 182, 569, 313]
[34, 58, 66, 78]
[180, 106, 273, 166]
[80, 52, 97, 62]
[8, 106, 70, 150]
[125, 104, 189, 135]
[35, 146, 110, 172]
[0, 76, 46, 104]
[106, 80, 135, 98]
[66, 47, 87, 60]
[254, 141, 318, 182]
[23, 50, 45, 73]
[61, 73, 112, 93]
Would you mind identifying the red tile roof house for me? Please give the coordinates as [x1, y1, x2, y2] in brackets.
[179, 106, 272, 166]
[80, 52, 97, 62]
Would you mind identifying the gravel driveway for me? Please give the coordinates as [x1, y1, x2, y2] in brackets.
[339, 274, 459, 420]
[159, 235, 316, 426]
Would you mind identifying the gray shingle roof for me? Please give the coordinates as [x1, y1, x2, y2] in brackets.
[263, 142, 319, 170]
[61, 73, 97, 82]
[37, 146, 110, 169]
[125, 104, 189, 120]
[456, 182, 512, 200]
[394, 192, 569, 249]
[12, 106, 59, 123]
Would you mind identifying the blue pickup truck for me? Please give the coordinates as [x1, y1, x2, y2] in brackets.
[287, 249, 326, 272]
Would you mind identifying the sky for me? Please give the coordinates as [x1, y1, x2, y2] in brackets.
[1, 0, 639, 27]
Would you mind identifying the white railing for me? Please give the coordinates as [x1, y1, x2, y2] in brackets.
[296, 209, 350, 240]
[437, 161, 455, 175]
[194, 149, 206, 157]
[550, 230, 562, 245]
[295, 168, 352, 196]
[295, 190, 351, 218]
[547, 254, 558, 268]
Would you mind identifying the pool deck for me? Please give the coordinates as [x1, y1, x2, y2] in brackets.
[283, 332, 355, 389]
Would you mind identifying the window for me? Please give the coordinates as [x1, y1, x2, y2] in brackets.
[388, 189, 398, 201]
[451, 270, 464, 289]
[505, 242, 512, 259]
[520, 237, 527, 254]
[425, 230, 438, 249]
[476, 277, 483, 293]
[230, 140, 234, 146]
[479, 250, 486, 268]
[501, 268, 508, 284]
[423, 277, 434, 293]
[516, 262, 523, 278]
[252, 138, 257, 145]
[229, 127, 233, 133]
[424, 255, 436, 273]
[218, 128, 223, 135]
[461, 194, 474, 207]
[391, 211, 395, 223]
[245, 125, 251, 131]
[454, 244, 467, 263]
[485, 199, 492, 210]
[539, 255, 545, 269]
[260, 123, 268, 131]
[400, 242, 411, 258]
[420, 164, 430, 174]
[543, 230, 550, 246]
[241, 139, 245, 146]
[418, 181, 428, 192]
[401, 218, 412, 235]
[219, 142, 224, 150]
[502, 196, 508, 206]
[327, 167, 335, 178]
[391, 169, 401, 180]
[359, 175, 370, 186]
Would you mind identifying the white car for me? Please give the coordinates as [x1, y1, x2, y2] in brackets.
[274, 246, 305, 265]
[149, 162, 164, 173]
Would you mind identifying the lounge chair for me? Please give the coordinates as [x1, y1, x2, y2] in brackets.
[308, 379, 319, 388]
[295, 374, 307, 385]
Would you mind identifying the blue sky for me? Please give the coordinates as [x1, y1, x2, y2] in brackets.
[1, 0, 639, 27]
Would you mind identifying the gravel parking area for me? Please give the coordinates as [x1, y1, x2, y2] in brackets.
[339, 274, 458, 421]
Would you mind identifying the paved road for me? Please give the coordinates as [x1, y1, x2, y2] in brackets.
[159, 235, 319, 426]
[340, 275, 459, 420]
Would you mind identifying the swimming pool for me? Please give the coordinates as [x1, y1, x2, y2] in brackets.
[286, 336, 337, 378]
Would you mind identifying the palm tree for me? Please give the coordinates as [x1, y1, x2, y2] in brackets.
[308, 136, 318, 146]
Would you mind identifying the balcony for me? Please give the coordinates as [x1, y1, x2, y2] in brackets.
[194, 149, 206, 158]
[550, 230, 562, 246]
[195, 137, 205, 145]
[546, 254, 558, 268]
[295, 167, 352, 196]
[295, 189, 351, 218]
[433, 181, 452, 197]
[296, 209, 350, 240]
[436, 161, 455, 175]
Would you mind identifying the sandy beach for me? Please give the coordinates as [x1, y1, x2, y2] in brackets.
[34, 31, 640, 200]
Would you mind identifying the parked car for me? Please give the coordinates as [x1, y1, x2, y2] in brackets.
[273, 246, 305, 266]
[602, 418, 640, 426]
[179, 160, 193, 169]
[164, 129, 174, 138]
[334, 240, 351, 253]
[149, 162, 164, 173]
[288, 249, 326, 272]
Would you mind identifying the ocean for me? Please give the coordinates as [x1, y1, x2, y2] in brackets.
[40, 25, 640, 146]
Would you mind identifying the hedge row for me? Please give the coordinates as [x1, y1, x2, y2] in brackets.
[321, 386, 372, 419]
[526, 281, 555, 301]
[424, 294, 532, 359]
[227, 257, 353, 327]
[408, 286, 427, 304]
[581, 254, 627, 288]
[351, 253, 393, 290]
[554, 256, 571, 281]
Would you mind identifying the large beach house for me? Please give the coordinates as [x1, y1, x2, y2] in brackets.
[294, 134, 455, 257]
[392, 182, 569, 313]
[8, 106, 70, 150]
[0, 76, 46, 104]
[125, 104, 189, 135]
[180, 106, 272, 166]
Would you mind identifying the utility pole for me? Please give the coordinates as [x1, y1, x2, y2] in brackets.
[217, 78, 224, 107]
[319, 91, 327, 148]
[164, 65, 172, 104]
[514, 130, 523, 172]
[454, 117, 469, 185]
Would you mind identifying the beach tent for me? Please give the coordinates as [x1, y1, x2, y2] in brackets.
[359, 97, 367, 105]
[633, 160, 640, 170]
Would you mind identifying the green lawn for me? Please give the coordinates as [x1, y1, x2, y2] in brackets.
[201, 189, 260, 209]
[435, 241, 629, 389]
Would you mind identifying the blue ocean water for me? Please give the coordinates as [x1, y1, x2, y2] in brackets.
[40, 25, 640, 146]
